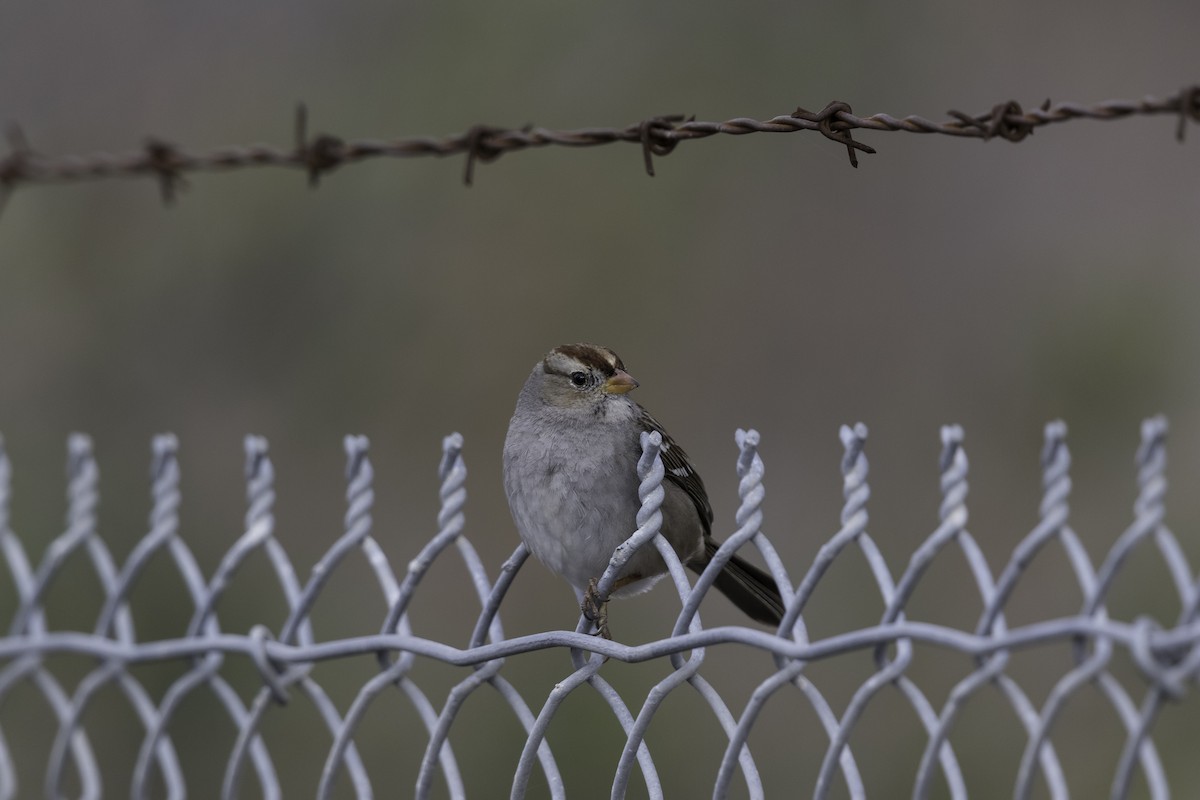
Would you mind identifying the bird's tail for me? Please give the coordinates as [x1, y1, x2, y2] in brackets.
[689, 538, 785, 625]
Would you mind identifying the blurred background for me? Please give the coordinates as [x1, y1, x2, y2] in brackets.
[1, 0, 1199, 796]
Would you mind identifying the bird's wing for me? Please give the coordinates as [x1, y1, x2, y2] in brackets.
[636, 406, 714, 535]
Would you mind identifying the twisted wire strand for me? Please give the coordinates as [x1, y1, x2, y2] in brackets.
[0, 88, 1194, 214]
[1109, 417, 1183, 800]
[0, 437, 16, 799]
[319, 436, 415, 797]
[11, 441, 96, 800]
[225, 436, 384, 799]
[912, 427, 1018, 799]
[513, 431, 670, 799]
[0, 440, 103, 800]
[816, 427, 976, 799]
[135, 436, 282, 800]
[1014, 420, 1171, 800]
[2, 422, 1200, 798]
[325, 433, 551, 800]
[5, 613, 1194, 666]
[614, 430, 772, 800]
[46, 436, 186, 800]
[917, 421, 1077, 800]
[347, 432, 496, 800]
[612, 430, 760, 800]
[0, 440, 24, 798]
[715, 423, 872, 800]
[187, 436, 291, 800]
[412, 433, 507, 800]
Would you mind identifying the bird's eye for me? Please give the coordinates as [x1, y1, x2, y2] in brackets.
[569, 371, 588, 387]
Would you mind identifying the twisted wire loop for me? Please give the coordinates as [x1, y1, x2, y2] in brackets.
[134, 436, 288, 800]
[0, 436, 104, 800]
[614, 430, 779, 800]
[0, 87, 1193, 214]
[223, 435, 391, 800]
[1014, 419, 1171, 800]
[714, 426, 866, 800]
[810, 427, 969, 799]
[2, 420, 1200, 798]
[45, 435, 186, 800]
[1107, 416, 1196, 800]
[411, 434, 559, 800]
[917, 421, 1076, 800]
[513, 431, 669, 800]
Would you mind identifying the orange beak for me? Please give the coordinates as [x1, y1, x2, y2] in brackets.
[602, 370, 639, 394]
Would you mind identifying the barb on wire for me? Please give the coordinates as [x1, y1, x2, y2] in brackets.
[0, 420, 1199, 799]
[0, 125, 32, 219]
[0, 86, 1194, 217]
[294, 104, 345, 188]
[792, 102, 875, 167]
[141, 138, 187, 204]
[1176, 85, 1200, 141]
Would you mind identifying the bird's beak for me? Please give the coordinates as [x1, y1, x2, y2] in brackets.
[603, 370, 639, 394]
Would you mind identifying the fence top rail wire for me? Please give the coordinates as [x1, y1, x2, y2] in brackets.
[0, 85, 1196, 216]
[0, 418, 1198, 799]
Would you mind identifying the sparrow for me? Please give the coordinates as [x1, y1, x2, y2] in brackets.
[503, 343, 784, 637]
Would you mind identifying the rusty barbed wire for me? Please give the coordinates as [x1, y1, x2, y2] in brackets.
[0, 86, 1196, 217]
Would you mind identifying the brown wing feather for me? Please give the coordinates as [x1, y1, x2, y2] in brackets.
[637, 405, 784, 625]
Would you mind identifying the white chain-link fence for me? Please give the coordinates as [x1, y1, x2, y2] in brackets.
[1, 419, 1197, 799]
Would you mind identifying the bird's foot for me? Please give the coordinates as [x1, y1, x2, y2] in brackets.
[582, 578, 612, 640]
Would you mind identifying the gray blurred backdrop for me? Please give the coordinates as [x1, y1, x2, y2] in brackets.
[2, 0, 1199, 797]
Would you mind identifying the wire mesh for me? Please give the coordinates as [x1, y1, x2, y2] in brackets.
[0, 418, 1197, 799]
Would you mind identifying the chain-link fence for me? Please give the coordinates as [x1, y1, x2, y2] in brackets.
[1, 418, 1197, 799]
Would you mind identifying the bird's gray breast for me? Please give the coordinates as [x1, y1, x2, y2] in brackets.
[503, 405, 641, 589]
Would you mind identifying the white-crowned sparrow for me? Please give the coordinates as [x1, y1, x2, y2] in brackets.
[503, 343, 784, 637]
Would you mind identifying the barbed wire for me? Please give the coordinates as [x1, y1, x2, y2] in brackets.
[0, 418, 1198, 798]
[0, 85, 1196, 219]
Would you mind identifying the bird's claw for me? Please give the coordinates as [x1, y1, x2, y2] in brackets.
[582, 578, 612, 640]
